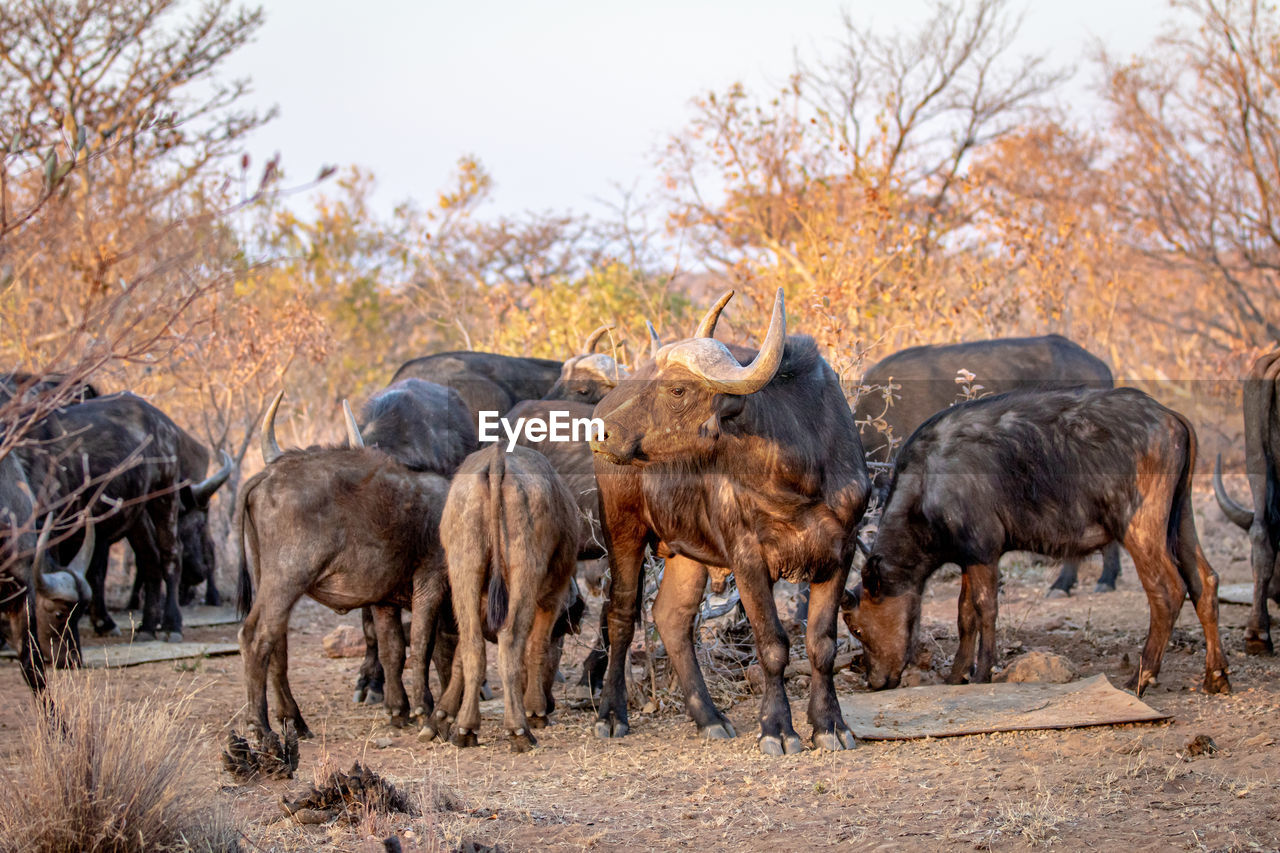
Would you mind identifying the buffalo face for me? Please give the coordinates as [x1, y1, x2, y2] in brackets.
[842, 569, 921, 690]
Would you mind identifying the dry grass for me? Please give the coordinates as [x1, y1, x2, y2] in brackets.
[0, 671, 238, 853]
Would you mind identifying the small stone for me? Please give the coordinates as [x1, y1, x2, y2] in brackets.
[373, 737, 393, 749]
[641, 701, 658, 714]
[322, 625, 366, 659]
[995, 651, 1077, 684]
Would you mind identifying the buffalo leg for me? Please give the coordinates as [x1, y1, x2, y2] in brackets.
[1123, 532, 1183, 696]
[1246, 518, 1277, 654]
[151, 497, 184, 642]
[353, 606, 386, 704]
[736, 564, 803, 756]
[806, 568, 855, 751]
[239, 592, 298, 737]
[371, 604, 409, 727]
[651, 555, 735, 738]
[948, 569, 979, 684]
[594, 530, 647, 739]
[127, 518, 164, 639]
[268, 631, 311, 738]
[203, 576, 222, 607]
[1047, 559, 1080, 597]
[1173, 499, 1230, 694]
[407, 570, 447, 721]
[127, 559, 144, 611]
[497, 571, 538, 752]
[970, 562, 1000, 683]
[86, 541, 118, 636]
[1095, 542, 1123, 592]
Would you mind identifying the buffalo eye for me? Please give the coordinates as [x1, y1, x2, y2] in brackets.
[668, 386, 685, 398]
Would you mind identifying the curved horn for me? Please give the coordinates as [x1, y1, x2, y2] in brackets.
[261, 390, 284, 464]
[63, 516, 94, 601]
[646, 321, 662, 361]
[582, 325, 615, 355]
[1213, 453, 1254, 530]
[694, 290, 735, 339]
[342, 399, 365, 448]
[663, 288, 787, 395]
[190, 449, 234, 506]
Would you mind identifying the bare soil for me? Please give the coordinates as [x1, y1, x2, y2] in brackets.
[2, 490, 1278, 851]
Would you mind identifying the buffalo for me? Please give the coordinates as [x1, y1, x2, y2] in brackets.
[237, 393, 453, 737]
[855, 335, 1120, 595]
[844, 387, 1229, 697]
[590, 289, 871, 755]
[543, 325, 628, 405]
[391, 351, 563, 425]
[347, 379, 478, 706]
[423, 444, 580, 751]
[1212, 349, 1280, 654]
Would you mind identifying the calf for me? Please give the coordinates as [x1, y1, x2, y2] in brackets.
[422, 444, 579, 752]
[236, 393, 452, 737]
[844, 387, 1230, 697]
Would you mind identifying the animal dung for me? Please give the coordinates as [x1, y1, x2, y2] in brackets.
[839, 674, 1168, 740]
[222, 724, 300, 781]
[280, 762, 417, 825]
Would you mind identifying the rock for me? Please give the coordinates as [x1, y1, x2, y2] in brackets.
[372, 737, 393, 749]
[322, 625, 365, 659]
[899, 667, 942, 687]
[995, 651, 1077, 684]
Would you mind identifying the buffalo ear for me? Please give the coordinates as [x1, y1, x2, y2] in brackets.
[699, 394, 747, 439]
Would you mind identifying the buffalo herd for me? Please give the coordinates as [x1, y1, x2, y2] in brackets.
[0, 291, 1267, 756]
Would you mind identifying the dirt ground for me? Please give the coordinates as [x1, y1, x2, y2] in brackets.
[1, 488, 1278, 852]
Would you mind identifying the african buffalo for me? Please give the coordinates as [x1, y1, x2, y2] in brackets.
[15, 393, 219, 644]
[1212, 349, 1280, 654]
[0, 371, 100, 405]
[423, 444, 579, 751]
[348, 379, 478, 706]
[590, 289, 871, 755]
[543, 326, 628, 405]
[854, 335, 1120, 595]
[844, 387, 1229, 697]
[237, 393, 453, 737]
[391, 351, 563, 425]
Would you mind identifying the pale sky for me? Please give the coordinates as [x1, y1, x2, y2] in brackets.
[225, 0, 1172, 219]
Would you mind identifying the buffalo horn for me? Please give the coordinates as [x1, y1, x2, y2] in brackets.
[582, 325, 615, 355]
[693, 290, 735, 339]
[343, 400, 365, 448]
[63, 516, 94, 601]
[646, 321, 662, 361]
[190, 449, 234, 506]
[1212, 453, 1253, 530]
[664, 288, 786, 395]
[261, 390, 285, 464]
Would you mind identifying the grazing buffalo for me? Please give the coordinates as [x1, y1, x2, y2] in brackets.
[348, 379, 478, 706]
[543, 326, 628, 405]
[391, 351, 563, 425]
[590, 289, 871, 755]
[844, 387, 1230, 697]
[237, 393, 453, 737]
[854, 335, 1120, 595]
[0, 450, 94, 687]
[175, 441, 234, 607]
[16, 393, 222, 644]
[1212, 349, 1280, 654]
[424, 445, 580, 751]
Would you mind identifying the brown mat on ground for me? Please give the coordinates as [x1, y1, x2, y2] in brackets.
[1219, 583, 1253, 605]
[81, 641, 239, 668]
[838, 674, 1168, 740]
[107, 605, 241, 627]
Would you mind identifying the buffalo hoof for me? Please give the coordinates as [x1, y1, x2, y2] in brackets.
[352, 687, 367, 704]
[387, 713, 409, 729]
[699, 720, 736, 740]
[594, 718, 629, 739]
[450, 728, 479, 749]
[94, 622, 121, 637]
[418, 724, 440, 743]
[1125, 672, 1156, 696]
[527, 714, 550, 730]
[1045, 588, 1069, 599]
[1204, 669, 1231, 695]
[164, 631, 182, 644]
[508, 728, 537, 753]
[365, 688, 385, 705]
[134, 630, 157, 643]
[1094, 582, 1116, 594]
[758, 733, 805, 756]
[1244, 634, 1274, 656]
[813, 727, 857, 751]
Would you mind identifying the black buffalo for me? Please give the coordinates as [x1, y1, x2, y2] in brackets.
[15, 393, 225, 645]
[238, 393, 454, 736]
[1212, 349, 1280, 654]
[0, 371, 100, 405]
[543, 326, 628, 405]
[590, 289, 871, 755]
[391, 351, 563, 425]
[855, 335, 1119, 595]
[844, 387, 1230, 697]
[346, 379, 478, 706]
